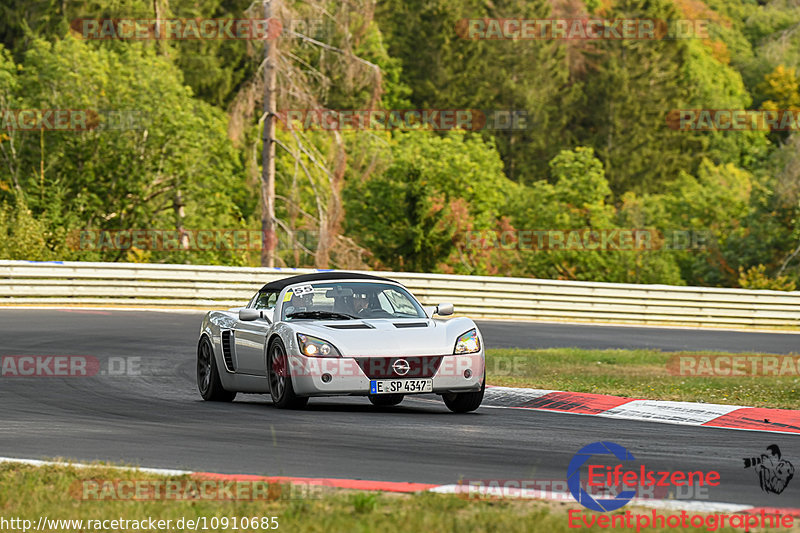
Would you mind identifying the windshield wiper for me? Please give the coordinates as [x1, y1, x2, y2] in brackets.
[286, 310, 357, 320]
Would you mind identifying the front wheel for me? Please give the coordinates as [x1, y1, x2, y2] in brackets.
[442, 373, 485, 413]
[197, 336, 236, 402]
[368, 394, 404, 407]
[268, 338, 308, 409]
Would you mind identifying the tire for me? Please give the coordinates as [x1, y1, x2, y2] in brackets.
[268, 338, 308, 409]
[442, 372, 485, 413]
[197, 336, 236, 402]
[368, 394, 404, 407]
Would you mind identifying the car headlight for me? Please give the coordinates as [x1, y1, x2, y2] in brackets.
[297, 334, 341, 357]
[454, 329, 481, 354]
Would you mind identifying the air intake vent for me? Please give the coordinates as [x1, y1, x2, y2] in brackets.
[356, 356, 443, 379]
[393, 322, 428, 329]
[221, 330, 235, 372]
[326, 323, 373, 329]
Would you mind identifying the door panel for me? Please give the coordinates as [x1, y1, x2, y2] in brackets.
[234, 290, 278, 375]
[234, 320, 271, 375]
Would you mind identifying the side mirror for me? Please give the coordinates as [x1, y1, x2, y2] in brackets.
[434, 303, 454, 316]
[239, 308, 271, 323]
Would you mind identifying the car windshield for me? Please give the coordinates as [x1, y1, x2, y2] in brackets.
[281, 282, 426, 321]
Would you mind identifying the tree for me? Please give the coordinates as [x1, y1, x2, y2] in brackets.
[0, 37, 248, 264]
[228, 0, 396, 267]
[376, 0, 579, 184]
[511, 147, 684, 284]
[660, 160, 754, 286]
[343, 131, 515, 272]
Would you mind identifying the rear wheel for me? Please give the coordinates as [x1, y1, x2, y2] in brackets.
[368, 394, 404, 407]
[442, 373, 485, 413]
[197, 336, 236, 402]
[268, 338, 308, 409]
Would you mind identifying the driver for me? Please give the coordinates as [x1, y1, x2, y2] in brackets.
[354, 294, 370, 315]
[289, 291, 314, 312]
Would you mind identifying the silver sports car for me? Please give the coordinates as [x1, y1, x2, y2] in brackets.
[196, 272, 485, 412]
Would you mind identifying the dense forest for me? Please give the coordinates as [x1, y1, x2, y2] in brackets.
[2, 0, 800, 289]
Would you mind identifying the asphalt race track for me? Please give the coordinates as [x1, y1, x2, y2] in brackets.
[0, 309, 798, 508]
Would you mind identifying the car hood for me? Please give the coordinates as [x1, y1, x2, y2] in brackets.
[288, 317, 477, 357]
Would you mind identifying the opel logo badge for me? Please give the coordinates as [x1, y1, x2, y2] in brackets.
[392, 359, 411, 376]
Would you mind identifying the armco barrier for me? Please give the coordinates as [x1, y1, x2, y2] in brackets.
[1, 261, 800, 329]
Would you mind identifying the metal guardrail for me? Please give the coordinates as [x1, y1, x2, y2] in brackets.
[1, 260, 800, 328]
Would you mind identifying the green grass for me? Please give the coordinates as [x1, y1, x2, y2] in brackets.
[1, 464, 792, 533]
[486, 348, 800, 409]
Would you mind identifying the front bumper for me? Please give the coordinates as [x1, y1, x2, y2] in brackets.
[290, 352, 485, 396]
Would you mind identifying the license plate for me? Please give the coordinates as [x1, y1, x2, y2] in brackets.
[370, 379, 432, 395]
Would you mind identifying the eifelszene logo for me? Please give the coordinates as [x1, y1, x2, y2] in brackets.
[744, 445, 795, 494]
[567, 441, 721, 512]
[568, 442, 637, 512]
